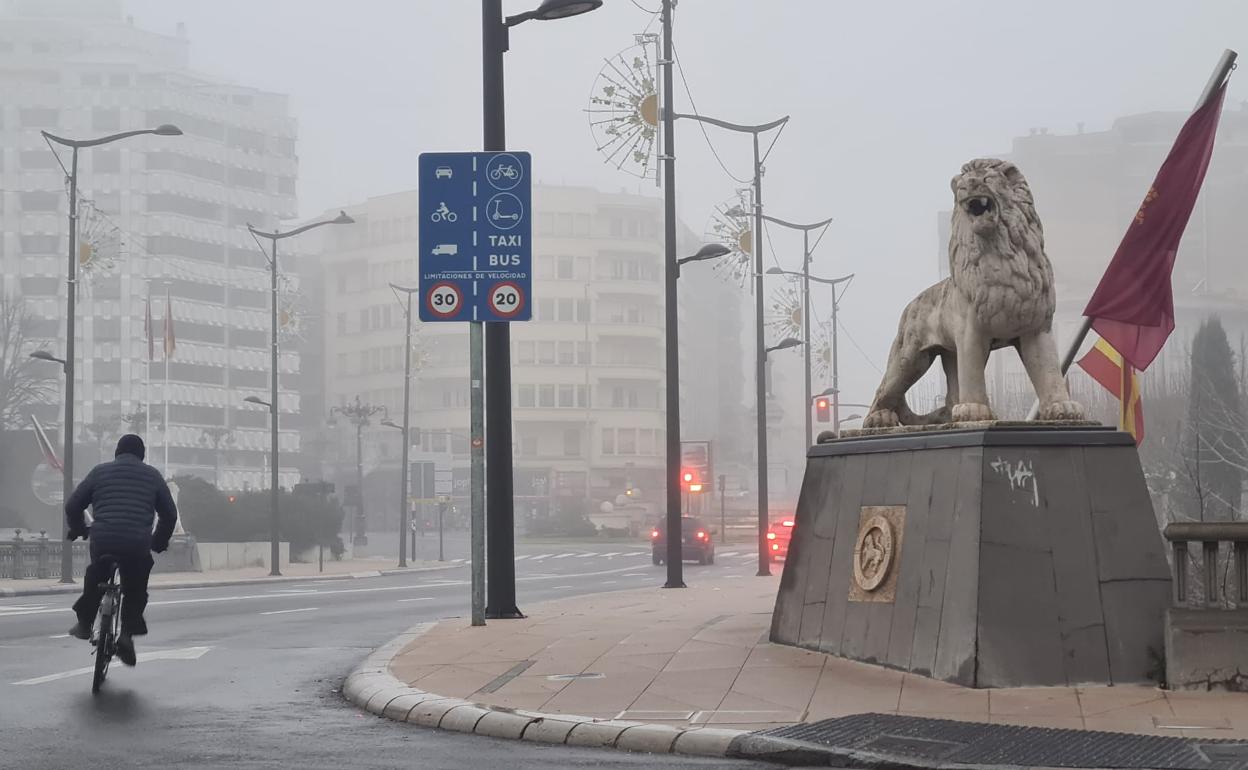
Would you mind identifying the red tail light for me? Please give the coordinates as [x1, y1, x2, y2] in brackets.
[650, 529, 660, 539]
[766, 531, 777, 540]
[771, 543, 780, 551]
[696, 530, 707, 540]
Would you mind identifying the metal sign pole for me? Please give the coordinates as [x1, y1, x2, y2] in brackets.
[470, 321, 486, 627]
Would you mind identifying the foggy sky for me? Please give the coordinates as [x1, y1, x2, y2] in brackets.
[124, 0, 1248, 406]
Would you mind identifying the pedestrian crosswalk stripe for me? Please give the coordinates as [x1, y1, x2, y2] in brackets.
[719, 551, 739, 557]
[553, 553, 575, 559]
[531, 554, 552, 560]
[514, 555, 532, 560]
[600, 552, 620, 558]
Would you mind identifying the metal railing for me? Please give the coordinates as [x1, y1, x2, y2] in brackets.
[0, 530, 89, 580]
[1163, 521, 1248, 608]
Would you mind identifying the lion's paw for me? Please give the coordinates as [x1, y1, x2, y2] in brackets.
[1038, 400, 1085, 421]
[862, 409, 900, 428]
[952, 402, 995, 422]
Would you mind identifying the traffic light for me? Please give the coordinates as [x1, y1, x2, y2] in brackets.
[815, 396, 831, 423]
[682, 469, 694, 485]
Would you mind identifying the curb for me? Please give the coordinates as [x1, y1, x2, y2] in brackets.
[0, 563, 459, 598]
[342, 621, 751, 761]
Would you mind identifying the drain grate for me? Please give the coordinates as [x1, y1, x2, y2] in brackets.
[760, 713, 1248, 770]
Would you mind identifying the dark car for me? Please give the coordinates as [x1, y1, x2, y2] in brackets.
[766, 518, 795, 560]
[650, 516, 715, 565]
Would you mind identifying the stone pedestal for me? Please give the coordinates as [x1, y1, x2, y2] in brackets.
[769, 425, 1171, 688]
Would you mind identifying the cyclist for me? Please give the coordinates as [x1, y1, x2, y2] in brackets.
[65, 434, 178, 667]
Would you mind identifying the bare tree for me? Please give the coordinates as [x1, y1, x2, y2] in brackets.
[0, 294, 54, 429]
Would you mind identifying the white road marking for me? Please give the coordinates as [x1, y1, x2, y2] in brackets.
[260, 607, 318, 616]
[574, 553, 595, 558]
[551, 585, 573, 589]
[600, 552, 621, 558]
[513, 555, 532, 560]
[0, 565, 650, 617]
[397, 597, 433, 603]
[0, 604, 49, 612]
[48, 634, 69, 639]
[531, 554, 552, 561]
[719, 551, 740, 557]
[268, 588, 319, 595]
[602, 581, 617, 585]
[622, 573, 647, 577]
[13, 646, 212, 685]
[351, 571, 382, 578]
[553, 553, 575, 559]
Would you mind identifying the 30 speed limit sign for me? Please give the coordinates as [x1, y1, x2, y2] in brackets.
[487, 282, 525, 319]
[425, 282, 463, 319]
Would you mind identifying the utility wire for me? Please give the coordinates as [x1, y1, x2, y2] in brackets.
[628, 0, 660, 13]
[670, 42, 752, 185]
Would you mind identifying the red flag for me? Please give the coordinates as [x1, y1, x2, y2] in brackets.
[145, 293, 154, 362]
[163, 291, 176, 359]
[1076, 338, 1144, 444]
[1083, 81, 1228, 371]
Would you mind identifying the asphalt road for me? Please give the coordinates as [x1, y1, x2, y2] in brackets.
[0, 543, 775, 769]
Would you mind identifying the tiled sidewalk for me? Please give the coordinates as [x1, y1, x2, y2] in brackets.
[389, 576, 1248, 738]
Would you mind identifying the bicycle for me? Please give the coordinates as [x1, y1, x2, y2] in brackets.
[90, 555, 122, 694]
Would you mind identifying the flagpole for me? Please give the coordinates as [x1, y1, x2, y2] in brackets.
[164, 287, 171, 473]
[1027, 48, 1237, 420]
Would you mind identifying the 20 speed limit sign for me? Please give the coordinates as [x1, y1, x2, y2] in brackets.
[488, 282, 525, 319]
[425, 283, 463, 319]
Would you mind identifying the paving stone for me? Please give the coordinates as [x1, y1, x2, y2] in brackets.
[473, 710, 536, 740]
[381, 693, 435, 722]
[566, 721, 630, 748]
[522, 717, 582, 744]
[439, 704, 491, 733]
[672, 727, 747, 757]
[407, 698, 470, 728]
[615, 724, 684, 754]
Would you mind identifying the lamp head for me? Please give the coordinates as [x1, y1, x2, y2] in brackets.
[533, 0, 603, 20]
[693, 243, 730, 260]
[153, 124, 183, 136]
[332, 210, 354, 225]
[244, 396, 268, 406]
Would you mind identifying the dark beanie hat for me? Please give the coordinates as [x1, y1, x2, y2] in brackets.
[116, 434, 146, 460]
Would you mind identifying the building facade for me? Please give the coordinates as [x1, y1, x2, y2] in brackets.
[0, 0, 299, 489]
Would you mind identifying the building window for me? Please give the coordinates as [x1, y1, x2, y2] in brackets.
[358, 309, 368, 331]
[618, 428, 637, 455]
[517, 341, 535, 364]
[537, 341, 555, 365]
[563, 429, 581, 457]
[558, 384, 575, 407]
[20, 108, 59, 128]
[92, 107, 121, 131]
[337, 313, 347, 335]
[20, 191, 60, 212]
[602, 428, 615, 455]
[557, 341, 574, 365]
[108, 73, 130, 88]
[517, 385, 535, 408]
[576, 341, 591, 364]
[558, 298, 574, 322]
[19, 150, 58, 170]
[538, 384, 555, 408]
[537, 298, 553, 321]
[536, 256, 554, 280]
[577, 385, 589, 408]
[556, 256, 574, 279]
[93, 150, 120, 174]
[520, 433, 539, 457]
[640, 429, 655, 456]
[611, 387, 624, 408]
[576, 299, 590, 323]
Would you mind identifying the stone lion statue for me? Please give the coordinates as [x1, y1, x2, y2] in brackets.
[863, 158, 1083, 428]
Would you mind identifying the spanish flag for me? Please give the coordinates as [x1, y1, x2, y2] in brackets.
[1077, 338, 1144, 444]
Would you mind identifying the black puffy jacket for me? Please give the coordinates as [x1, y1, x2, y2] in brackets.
[65, 454, 178, 551]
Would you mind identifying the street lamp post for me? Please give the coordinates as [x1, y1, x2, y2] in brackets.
[40, 123, 182, 584]
[389, 283, 419, 569]
[481, 0, 602, 621]
[331, 396, 386, 551]
[770, 269, 853, 438]
[674, 112, 788, 578]
[247, 212, 352, 577]
[761, 215, 833, 448]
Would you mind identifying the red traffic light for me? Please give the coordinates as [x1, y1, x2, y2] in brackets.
[681, 470, 694, 484]
[227, 495, 237, 504]
[815, 397, 831, 423]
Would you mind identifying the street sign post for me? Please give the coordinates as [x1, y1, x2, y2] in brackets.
[418, 151, 533, 323]
[419, 150, 532, 626]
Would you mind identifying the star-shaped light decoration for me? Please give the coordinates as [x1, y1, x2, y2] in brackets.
[766, 282, 804, 355]
[586, 34, 660, 181]
[706, 191, 753, 286]
[77, 198, 121, 284]
[813, 325, 833, 383]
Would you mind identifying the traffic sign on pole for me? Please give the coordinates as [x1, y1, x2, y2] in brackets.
[419, 151, 533, 322]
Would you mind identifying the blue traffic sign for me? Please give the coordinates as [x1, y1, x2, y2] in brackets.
[418, 151, 532, 322]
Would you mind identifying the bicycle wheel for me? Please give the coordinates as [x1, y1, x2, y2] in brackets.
[92, 611, 111, 694]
